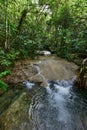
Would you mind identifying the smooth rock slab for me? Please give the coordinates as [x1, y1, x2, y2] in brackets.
[0, 92, 31, 130]
[4, 56, 78, 86]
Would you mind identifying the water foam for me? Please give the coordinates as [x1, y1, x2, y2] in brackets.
[23, 81, 35, 89]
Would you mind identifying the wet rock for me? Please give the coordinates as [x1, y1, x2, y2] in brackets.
[37, 50, 51, 55]
[0, 92, 31, 130]
[40, 80, 48, 87]
[4, 56, 78, 87]
[4, 65, 38, 84]
[0, 88, 23, 115]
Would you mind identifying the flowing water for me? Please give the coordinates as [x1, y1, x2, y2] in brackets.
[28, 79, 87, 130]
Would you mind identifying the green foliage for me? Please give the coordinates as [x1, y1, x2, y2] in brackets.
[0, 70, 11, 91]
[0, 80, 8, 91]
[53, 3, 73, 29]
[0, 0, 87, 64]
[0, 49, 19, 71]
[0, 70, 11, 78]
[78, 58, 87, 87]
[23, 40, 38, 57]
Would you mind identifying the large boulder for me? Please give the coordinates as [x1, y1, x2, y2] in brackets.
[4, 56, 78, 87]
[0, 92, 31, 130]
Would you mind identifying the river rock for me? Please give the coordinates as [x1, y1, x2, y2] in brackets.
[38, 59, 78, 81]
[4, 56, 78, 87]
[37, 50, 51, 55]
[0, 92, 30, 130]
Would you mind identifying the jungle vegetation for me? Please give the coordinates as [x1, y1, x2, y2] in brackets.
[0, 0, 87, 90]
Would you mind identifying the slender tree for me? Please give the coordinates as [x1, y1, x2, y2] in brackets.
[5, 0, 9, 51]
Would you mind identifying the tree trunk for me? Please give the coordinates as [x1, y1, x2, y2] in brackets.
[17, 9, 28, 32]
[5, 0, 9, 52]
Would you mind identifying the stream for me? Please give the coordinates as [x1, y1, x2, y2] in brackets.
[27, 79, 87, 130]
[0, 79, 87, 130]
[0, 56, 87, 130]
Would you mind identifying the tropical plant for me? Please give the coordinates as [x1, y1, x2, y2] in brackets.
[0, 80, 8, 91]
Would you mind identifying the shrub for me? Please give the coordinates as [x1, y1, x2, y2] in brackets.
[0, 80, 8, 91]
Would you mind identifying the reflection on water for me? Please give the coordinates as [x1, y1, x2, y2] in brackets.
[28, 79, 87, 130]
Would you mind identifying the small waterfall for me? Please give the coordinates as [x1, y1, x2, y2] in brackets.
[23, 79, 87, 130]
[45, 80, 72, 124]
